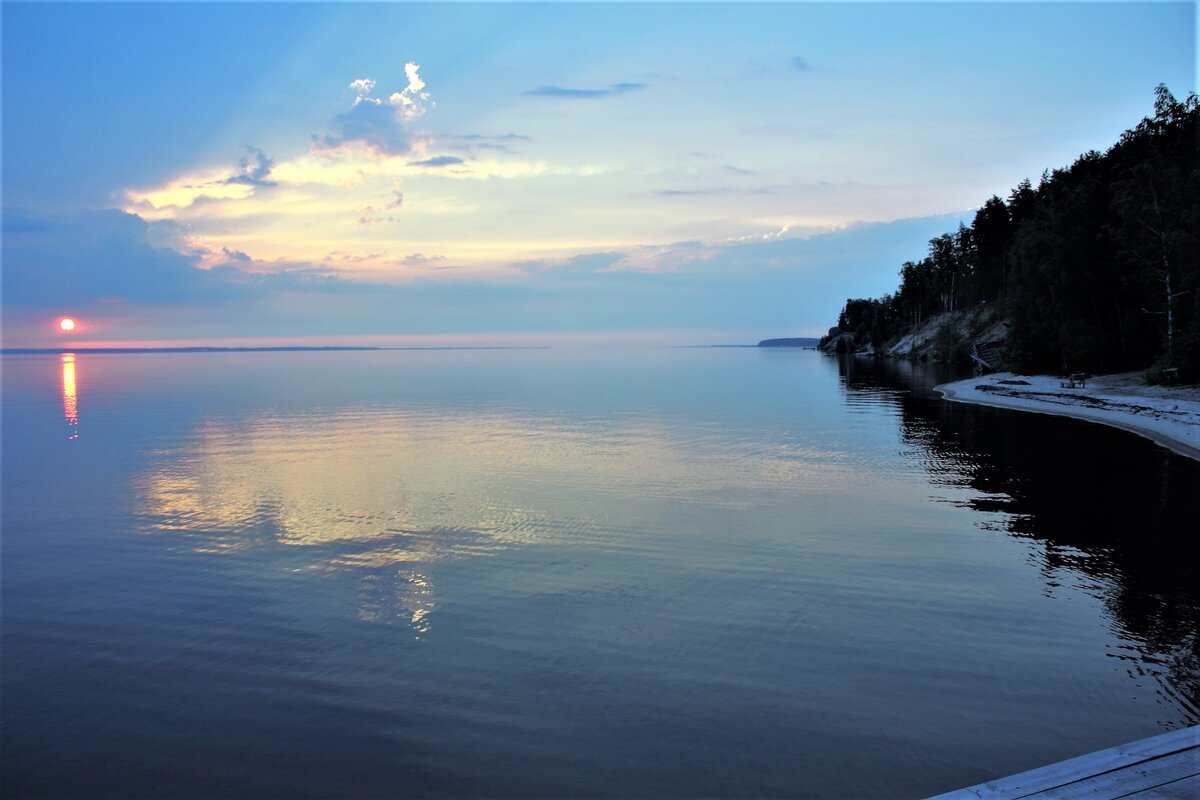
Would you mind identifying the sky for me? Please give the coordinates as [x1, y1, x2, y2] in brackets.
[2, 2, 1196, 347]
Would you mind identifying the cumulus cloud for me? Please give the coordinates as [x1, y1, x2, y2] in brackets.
[524, 82, 647, 99]
[387, 62, 430, 120]
[316, 102, 418, 156]
[349, 78, 378, 104]
[315, 63, 433, 156]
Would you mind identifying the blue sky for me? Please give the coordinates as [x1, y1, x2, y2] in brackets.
[2, 2, 1195, 346]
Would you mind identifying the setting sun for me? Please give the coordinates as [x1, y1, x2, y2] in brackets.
[59, 318, 76, 332]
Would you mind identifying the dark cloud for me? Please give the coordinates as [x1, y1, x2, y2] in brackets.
[0, 207, 57, 234]
[221, 146, 276, 187]
[3, 209, 233, 307]
[314, 101, 417, 156]
[407, 155, 465, 168]
[1, 208, 349, 309]
[524, 82, 647, 99]
[789, 56, 811, 71]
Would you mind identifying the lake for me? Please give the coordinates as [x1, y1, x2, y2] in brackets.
[2, 348, 1197, 798]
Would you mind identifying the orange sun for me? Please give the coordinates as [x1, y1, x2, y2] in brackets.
[59, 317, 77, 332]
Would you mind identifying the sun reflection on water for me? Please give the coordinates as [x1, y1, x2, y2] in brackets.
[61, 354, 79, 440]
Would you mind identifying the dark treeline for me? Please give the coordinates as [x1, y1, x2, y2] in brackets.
[823, 86, 1200, 380]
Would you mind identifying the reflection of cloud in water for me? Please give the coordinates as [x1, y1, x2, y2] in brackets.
[136, 407, 857, 634]
[358, 570, 436, 637]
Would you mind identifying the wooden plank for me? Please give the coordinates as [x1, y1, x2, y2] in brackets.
[928, 726, 1199, 799]
[1023, 747, 1200, 798]
[1118, 773, 1200, 799]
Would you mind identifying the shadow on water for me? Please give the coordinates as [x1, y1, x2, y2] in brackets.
[837, 354, 1200, 720]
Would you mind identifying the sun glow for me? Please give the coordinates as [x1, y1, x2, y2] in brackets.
[59, 317, 77, 332]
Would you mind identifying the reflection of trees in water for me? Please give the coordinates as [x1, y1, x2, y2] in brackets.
[838, 355, 1200, 719]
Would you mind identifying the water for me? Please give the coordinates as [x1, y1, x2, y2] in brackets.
[3, 348, 1197, 798]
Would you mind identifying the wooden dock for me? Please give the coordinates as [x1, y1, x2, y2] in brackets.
[929, 726, 1199, 799]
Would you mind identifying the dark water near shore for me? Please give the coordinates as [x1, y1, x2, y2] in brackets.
[3, 348, 1198, 798]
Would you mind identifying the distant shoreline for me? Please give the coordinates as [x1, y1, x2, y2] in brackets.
[1, 346, 548, 355]
[935, 372, 1200, 462]
[756, 337, 820, 348]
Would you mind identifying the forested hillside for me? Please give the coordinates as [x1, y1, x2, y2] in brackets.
[821, 86, 1199, 381]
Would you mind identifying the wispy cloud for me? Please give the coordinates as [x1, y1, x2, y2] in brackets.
[524, 82, 647, 99]
[653, 188, 730, 197]
[441, 133, 531, 156]
[407, 155, 466, 168]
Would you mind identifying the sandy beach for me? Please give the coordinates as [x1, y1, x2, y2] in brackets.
[935, 371, 1200, 461]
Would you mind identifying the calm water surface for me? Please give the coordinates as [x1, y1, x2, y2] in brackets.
[3, 348, 1198, 798]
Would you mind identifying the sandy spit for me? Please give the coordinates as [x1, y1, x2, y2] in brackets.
[934, 371, 1200, 462]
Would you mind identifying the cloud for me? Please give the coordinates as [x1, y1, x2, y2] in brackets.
[348, 77, 377, 102]
[315, 64, 432, 156]
[222, 146, 276, 187]
[441, 133, 531, 156]
[523, 82, 647, 99]
[789, 55, 811, 71]
[316, 102, 419, 156]
[407, 155, 465, 168]
[357, 205, 397, 226]
[387, 62, 430, 120]
[2, 204, 971, 344]
[653, 188, 730, 197]
[3, 209, 239, 307]
[400, 253, 447, 265]
[0, 208, 348, 310]
[125, 146, 278, 210]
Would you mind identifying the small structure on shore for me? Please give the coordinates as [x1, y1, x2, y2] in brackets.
[970, 338, 1006, 374]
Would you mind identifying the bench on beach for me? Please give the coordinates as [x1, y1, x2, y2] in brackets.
[1060, 372, 1088, 389]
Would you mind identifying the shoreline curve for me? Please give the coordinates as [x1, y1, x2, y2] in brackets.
[934, 374, 1200, 463]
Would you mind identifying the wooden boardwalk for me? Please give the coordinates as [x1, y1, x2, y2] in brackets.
[929, 726, 1199, 799]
